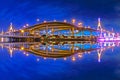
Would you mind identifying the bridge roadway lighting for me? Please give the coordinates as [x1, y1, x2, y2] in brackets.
[36, 18, 40, 22]
[44, 57, 47, 60]
[23, 25, 26, 28]
[103, 33, 106, 37]
[21, 30, 24, 33]
[36, 58, 40, 62]
[72, 19, 76, 24]
[44, 21, 47, 23]
[26, 54, 29, 56]
[64, 57, 67, 60]
[64, 20, 67, 23]
[26, 24, 29, 27]
[23, 52, 26, 54]
[54, 58, 56, 61]
[78, 22, 82, 27]
[78, 54, 82, 58]
[112, 33, 115, 37]
[54, 19, 56, 22]
[88, 26, 90, 28]
[1, 29, 4, 35]
[98, 53, 101, 63]
[21, 47, 24, 50]
[72, 56, 76, 61]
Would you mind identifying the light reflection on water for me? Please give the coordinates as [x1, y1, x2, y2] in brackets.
[0, 41, 120, 80]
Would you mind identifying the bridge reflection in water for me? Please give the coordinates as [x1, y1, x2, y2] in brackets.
[0, 41, 118, 62]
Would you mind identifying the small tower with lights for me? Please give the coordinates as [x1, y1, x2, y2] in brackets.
[8, 23, 14, 32]
[97, 18, 102, 30]
[8, 23, 14, 35]
[97, 18, 103, 37]
[97, 49, 102, 63]
[1, 29, 4, 35]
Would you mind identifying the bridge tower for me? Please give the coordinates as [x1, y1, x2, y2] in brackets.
[8, 23, 14, 35]
[1, 29, 4, 42]
[8, 47, 13, 58]
[1, 29, 4, 35]
[97, 49, 102, 62]
[97, 18, 102, 37]
[97, 18, 102, 30]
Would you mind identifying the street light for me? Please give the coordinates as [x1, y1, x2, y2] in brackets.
[44, 21, 47, 23]
[78, 22, 82, 27]
[54, 19, 56, 22]
[72, 56, 76, 61]
[64, 20, 67, 23]
[23, 25, 26, 28]
[21, 30, 24, 33]
[36, 18, 40, 22]
[88, 26, 90, 28]
[21, 47, 24, 50]
[72, 19, 76, 24]
[26, 24, 29, 27]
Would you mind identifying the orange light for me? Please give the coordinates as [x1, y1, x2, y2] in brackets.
[26, 54, 29, 56]
[54, 58, 56, 60]
[21, 30, 24, 33]
[21, 47, 24, 50]
[78, 22, 82, 26]
[72, 19, 76, 24]
[88, 26, 90, 28]
[78, 54, 82, 58]
[44, 57, 46, 59]
[44, 21, 47, 23]
[64, 57, 67, 60]
[72, 57, 76, 61]
[64, 20, 67, 23]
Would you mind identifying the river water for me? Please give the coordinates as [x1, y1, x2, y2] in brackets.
[0, 42, 120, 80]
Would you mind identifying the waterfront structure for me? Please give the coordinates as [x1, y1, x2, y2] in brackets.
[0, 18, 119, 42]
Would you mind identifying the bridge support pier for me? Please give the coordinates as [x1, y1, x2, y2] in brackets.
[71, 28, 74, 36]
[71, 44, 74, 53]
[81, 31, 84, 38]
[52, 27, 54, 35]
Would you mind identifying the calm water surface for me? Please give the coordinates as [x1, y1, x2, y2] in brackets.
[0, 42, 120, 80]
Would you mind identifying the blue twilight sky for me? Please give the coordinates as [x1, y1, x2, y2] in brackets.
[0, 0, 120, 31]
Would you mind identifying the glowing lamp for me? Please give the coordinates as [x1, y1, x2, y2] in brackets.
[37, 58, 40, 61]
[21, 47, 24, 50]
[21, 30, 24, 33]
[26, 54, 29, 56]
[64, 20, 67, 23]
[44, 21, 47, 23]
[72, 57, 76, 61]
[26, 24, 29, 26]
[72, 19, 76, 24]
[64, 57, 67, 60]
[36, 19, 40, 22]
[78, 22, 82, 26]
[54, 20, 56, 22]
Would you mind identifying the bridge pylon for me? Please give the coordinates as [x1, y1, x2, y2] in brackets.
[97, 18, 103, 37]
[8, 23, 14, 32]
[97, 49, 102, 63]
[97, 18, 102, 30]
[1, 29, 4, 35]
[8, 23, 14, 35]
